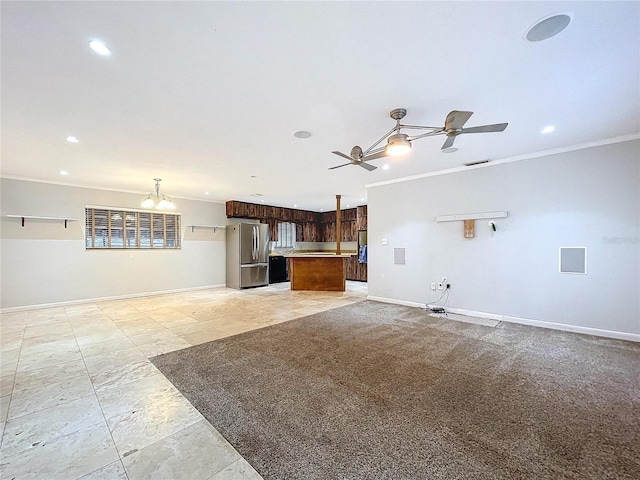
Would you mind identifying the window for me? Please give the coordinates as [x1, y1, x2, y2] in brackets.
[274, 222, 296, 248]
[85, 207, 181, 249]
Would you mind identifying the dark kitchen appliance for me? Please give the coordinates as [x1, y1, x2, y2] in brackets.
[269, 255, 288, 283]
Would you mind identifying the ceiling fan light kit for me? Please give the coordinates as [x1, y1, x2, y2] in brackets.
[329, 108, 508, 170]
[386, 133, 412, 156]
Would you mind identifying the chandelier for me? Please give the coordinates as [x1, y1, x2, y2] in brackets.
[141, 178, 176, 210]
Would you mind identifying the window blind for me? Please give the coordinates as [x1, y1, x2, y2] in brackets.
[274, 222, 296, 248]
[85, 207, 181, 249]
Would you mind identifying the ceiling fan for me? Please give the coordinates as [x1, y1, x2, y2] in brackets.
[329, 108, 508, 171]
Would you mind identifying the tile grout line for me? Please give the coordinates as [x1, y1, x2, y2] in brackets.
[0, 321, 25, 451]
[70, 303, 132, 480]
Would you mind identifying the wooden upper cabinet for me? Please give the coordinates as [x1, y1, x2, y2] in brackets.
[321, 222, 335, 242]
[356, 205, 367, 230]
[320, 211, 336, 224]
[293, 209, 305, 223]
[225, 201, 365, 244]
[299, 222, 319, 242]
[261, 218, 279, 241]
[334, 220, 356, 241]
[341, 208, 357, 221]
[227, 201, 246, 217]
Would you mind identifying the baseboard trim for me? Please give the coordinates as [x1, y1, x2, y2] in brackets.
[366, 295, 425, 309]
[501, 314, 640, 343]
[365, 297, 640, 343]
[0, 284, 227, 313]
[444, 307, 503, 322]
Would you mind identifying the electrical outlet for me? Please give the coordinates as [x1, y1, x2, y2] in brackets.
[438, 282, 443, 290]
[430, 282, 436, 290]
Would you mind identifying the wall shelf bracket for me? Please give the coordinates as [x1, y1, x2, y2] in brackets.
[187, 225, 226, 233]
[6, 214, 78, 228]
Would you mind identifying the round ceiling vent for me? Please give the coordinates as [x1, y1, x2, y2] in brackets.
[525, 13, 573, 42]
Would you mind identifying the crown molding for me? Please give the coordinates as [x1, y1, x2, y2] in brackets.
[366, 133, 640, 189]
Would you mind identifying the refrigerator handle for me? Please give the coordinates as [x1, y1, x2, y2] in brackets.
[253, 225, 257, 261]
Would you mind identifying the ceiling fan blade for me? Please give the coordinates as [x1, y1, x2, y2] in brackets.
[445, 111, 473, 131]
[460, 123, 508, 134]
[359, 162, 377, 171]
[362, 150, 389, 162]
[332, 151, 354, 161]
[441, 136, 456, 150]
[328, 162, 353, 170]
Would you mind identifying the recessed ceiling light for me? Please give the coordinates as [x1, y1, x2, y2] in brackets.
[293, 131, 312, 139]
[360, 198, 365, 201]
[320, 208, 324, 211]
[541, 125, 555, 134]
[59, 170, 69, 176]
[382, 165, 390, 170]
[293, 204, 297, 208]
[442, 147, 458, 153]
[525, 13, 572, 42]
[66, 136, 79, 143]
[89, 39, 111, 56]
[205, 191, 210, 196]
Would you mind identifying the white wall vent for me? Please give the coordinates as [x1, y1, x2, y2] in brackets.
[559, 246, 587, 274]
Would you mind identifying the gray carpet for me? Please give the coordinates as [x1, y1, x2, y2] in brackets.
[151, 301, 640, 480]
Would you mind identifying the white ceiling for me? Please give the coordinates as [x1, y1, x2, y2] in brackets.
[2, 1, 638, 212]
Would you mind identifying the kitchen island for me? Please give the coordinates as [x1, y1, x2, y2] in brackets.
[286, 253, 352, 291]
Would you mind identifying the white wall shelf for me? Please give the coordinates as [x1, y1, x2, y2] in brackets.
[187, 225, 226, 233]
[6, 214, 78, 228]
[435, 211, 508, 222]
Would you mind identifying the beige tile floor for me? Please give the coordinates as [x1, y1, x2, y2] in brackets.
[0, 281, 367, 479]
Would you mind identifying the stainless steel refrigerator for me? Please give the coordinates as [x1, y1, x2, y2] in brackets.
[226, 223, 269, 289]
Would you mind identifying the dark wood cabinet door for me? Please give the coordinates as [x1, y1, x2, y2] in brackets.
[356, 205, 367, 230]
[345, 256, 367, 281]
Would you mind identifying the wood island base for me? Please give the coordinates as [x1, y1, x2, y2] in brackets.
[288, 255, 348, 291]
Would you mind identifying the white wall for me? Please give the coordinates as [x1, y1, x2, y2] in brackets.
[368, 140, 640, 337]
[1, 179, 228, 309]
